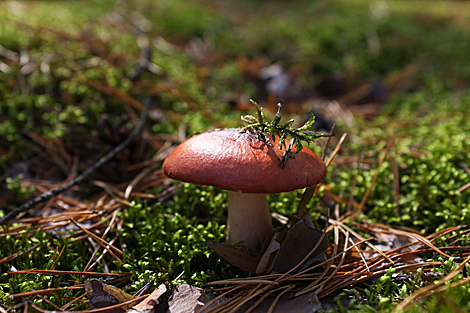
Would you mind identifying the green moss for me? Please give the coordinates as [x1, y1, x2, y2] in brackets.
[117, 200, 236, 288]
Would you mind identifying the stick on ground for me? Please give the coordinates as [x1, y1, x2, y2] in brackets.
[0, 97, 152, 225]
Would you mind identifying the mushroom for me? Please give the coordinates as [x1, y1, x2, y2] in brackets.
[163, 129, 327, 249]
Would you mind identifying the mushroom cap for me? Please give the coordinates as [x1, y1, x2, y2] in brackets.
[163, 129, 327, 194]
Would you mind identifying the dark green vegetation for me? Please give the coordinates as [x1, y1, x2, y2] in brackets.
[241, 99, 325, 167]
[1, 0, 470, 312]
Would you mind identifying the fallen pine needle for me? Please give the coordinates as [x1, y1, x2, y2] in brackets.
[394, 253, 470, 312]
[8, 270, 131, 277]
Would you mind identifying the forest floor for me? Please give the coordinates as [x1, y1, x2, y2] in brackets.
[1, 0, 470, 312]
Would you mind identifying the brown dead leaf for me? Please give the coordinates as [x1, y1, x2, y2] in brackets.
[207, 242, 263, 274]
[85, 279, 136, 313]
[166, 284, 209, 313]
[271, 215, 328, 273]
[255, 231, 285, 275]
[209, 214, 328, 275]
[127, 284, 167, 313]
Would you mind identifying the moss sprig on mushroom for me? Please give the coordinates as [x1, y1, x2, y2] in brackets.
[240, 99, 325, 167]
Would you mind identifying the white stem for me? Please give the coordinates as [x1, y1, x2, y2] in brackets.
[227, 191, 273, 249]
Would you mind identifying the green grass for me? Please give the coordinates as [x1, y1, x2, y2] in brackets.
[1, 0, 470, 312]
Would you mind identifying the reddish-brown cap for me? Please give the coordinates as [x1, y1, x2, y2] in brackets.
[163, 129, 327, 194]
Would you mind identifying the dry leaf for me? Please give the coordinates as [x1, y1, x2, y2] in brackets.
[127, 284, 167, 313]
[271, 215, 328, 273]
[207, 242, 263, 274]
[85, 279, 136, 313]
[255, 229, 289, 274]
[166, 284, 208, 313]
[208, 214, 328, 275]
[255, 232, 282, 274]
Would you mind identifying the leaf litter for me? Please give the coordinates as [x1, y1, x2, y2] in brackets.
[2, 102, 468, 312]
[2, 4, 470, 313]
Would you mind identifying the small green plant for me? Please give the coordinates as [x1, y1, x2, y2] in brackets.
[240, 99, 325, 167]
[117, 200, 237, 289]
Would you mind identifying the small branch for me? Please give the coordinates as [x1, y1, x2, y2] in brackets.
[9, 269, 131, 276]
[0, 97, 152, 225]
[26, 294, 148, 313]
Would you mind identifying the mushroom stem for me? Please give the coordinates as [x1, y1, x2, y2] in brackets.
[227, 191, 273, 249]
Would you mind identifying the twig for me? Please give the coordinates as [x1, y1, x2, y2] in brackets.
[294, 185, 317, 218]
[346, 147, 362, 214]
[70, 219, 123, 263]
[195, 286, 245, 313]
[0, 242, 42, 265]
[295, 215, 340, 297]
[50, 245, 66, 270]
[206, 280, 279, 286]
[448, 181, 470, 200]
[61, 290, 92, 311]
[8, 269, 131, 277]
[295, 130, 344, 218]
[353, 137, 393, 218]
[291, 238, 370, 278]
[390, 141, 400, 215]
[26, 294, 148, 313]
[267, 285, 295, 313]
[244, 286, 283, 313]
[84, 209, 120, 272]
[322, 122, 336, 161]
[0, 97, 152, 224]
[35, 295, 63, 312]
[312, 231, 349, 294]
[326, 217, 394, 264]
[10, 286, 83, 298]
[325, 133, 347, 168]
